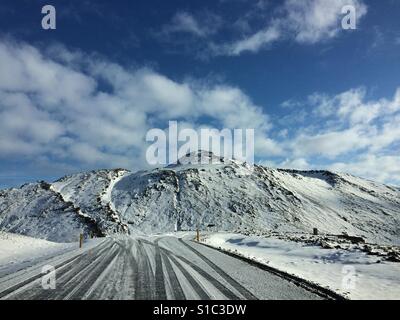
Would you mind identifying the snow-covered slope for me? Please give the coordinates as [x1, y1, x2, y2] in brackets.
[112, 153, 400, 244]
[0, 181, 100, 242]
[51, 169, 129, 235]
[0, 231, 75, 267]
[0, 170, 128, 242]
[0, 152, 399, 244]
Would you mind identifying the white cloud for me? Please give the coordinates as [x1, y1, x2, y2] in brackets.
[0, 91, 64, 156]
[255, 136, 285, 157]
[330, 154, 400, 186]
[1, 39, 399, 187]
[214, 25, 280, 56]
[160, 11, 222, 38]
[0, 39, 270, 173]
[291, 126, 370, 158]
[283, 0, 367, 44]
[0, 41, 96, 106]
[288, 87, 400, 157]
[308, 87, 400, 125]
[210, 0, 367, 56]
[280, 158, 311, 170]
[309, 88, 366, 119]
[369, 114, 400, 152]
[195, 85, 270, 130]
[281, 87, 400, 184]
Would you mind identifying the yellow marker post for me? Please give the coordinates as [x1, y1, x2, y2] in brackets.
[79, 233, 84, 248]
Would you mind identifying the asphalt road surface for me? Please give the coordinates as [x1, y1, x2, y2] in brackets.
[0, 236, 330, 300]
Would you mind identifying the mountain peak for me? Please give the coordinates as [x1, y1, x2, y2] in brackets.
[168, 150, 225, 167]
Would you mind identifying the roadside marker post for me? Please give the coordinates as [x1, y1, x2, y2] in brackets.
[79, 233, 84, 248]
[196, 229, 200, 242]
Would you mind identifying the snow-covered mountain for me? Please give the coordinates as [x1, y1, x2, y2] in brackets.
[1, 151, 399, 244]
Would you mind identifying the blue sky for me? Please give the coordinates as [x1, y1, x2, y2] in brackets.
[0, 0, 399, 188]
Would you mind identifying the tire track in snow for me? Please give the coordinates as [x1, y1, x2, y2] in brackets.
[89, 238, 138, 300]
[154, 239, 167, 300]
[8, 240, 115, 299]
[126, 239, 139, 299]
[66, 244, 120, 300]
[38, 241, 116, 299]
[160, 252, 185, 300]
[84, 250, 125, 299]
[162, 246, 240, 299]
[0, 255, 81, 299]
[134, 240, 155, 299]
[144, 238, 241, 300]
[166, 253, 210, 300]
[178, 238, 257, 300]
[0, 240, 111, 299]
[101, 237, 140, 300]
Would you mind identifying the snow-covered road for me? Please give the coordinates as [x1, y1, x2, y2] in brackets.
[0, 235, 333, 300]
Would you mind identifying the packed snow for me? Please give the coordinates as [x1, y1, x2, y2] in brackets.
[202, 232, 400, 300]
[0, 232, 76, 271]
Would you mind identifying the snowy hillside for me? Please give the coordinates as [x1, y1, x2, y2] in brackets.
[0, 151, 399, 244]
[0, 232, 75, 268]
[0, 181, 100, 242]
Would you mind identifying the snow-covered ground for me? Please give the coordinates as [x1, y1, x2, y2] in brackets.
[1, 230, 398, 300]
[0, 232, 77, 273]
[202, 232, 400, 300]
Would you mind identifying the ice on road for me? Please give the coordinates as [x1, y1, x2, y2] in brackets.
[0, 235, 329, 300]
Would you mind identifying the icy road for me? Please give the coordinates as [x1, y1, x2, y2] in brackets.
[0, 236, 332, 300]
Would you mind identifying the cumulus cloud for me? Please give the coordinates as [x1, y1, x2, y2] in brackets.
[282, 0, 367, 44]
[280, 158, 311, 170]
[291, 126, 370, 158]
[309, 88, 400, 125]
[279, 87, 400, 184]
[1, 38, 399, 186]
[330, 154, 400, 186]
[0, 39, 270, 175]
[313, 90, 400, 155]
[255, 136, 285, 157]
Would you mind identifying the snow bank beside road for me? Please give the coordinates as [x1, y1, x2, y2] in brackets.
[0, 232, 76, 268]
[202, 232, 400, 300]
